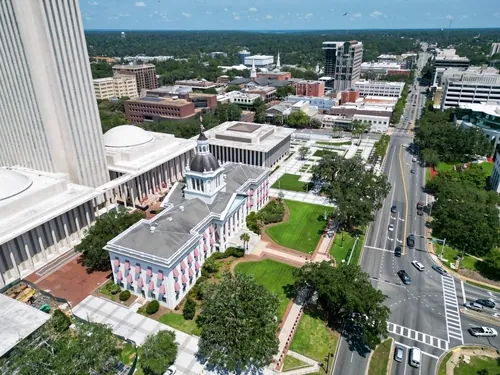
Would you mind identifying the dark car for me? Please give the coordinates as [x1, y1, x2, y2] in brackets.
[417, 208, 424, 216]
[398, 270, 412, 285]
[410, 169, 416, 174]
[431, 265, 448, 276]
[391, 205, 397, 213]
[394, 247, 402, 257]
[476, 299, 496, 308]
[407, 234, 415, 248]
[394, 345, 404, 362]
[416, 202, 424, 210]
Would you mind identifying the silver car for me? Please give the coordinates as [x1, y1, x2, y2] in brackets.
[464, 302, 483, 312]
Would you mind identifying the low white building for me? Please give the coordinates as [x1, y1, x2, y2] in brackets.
[361, 62, 403, 75]
[320, 114, 390, 133]
[229, 92, 261, 106]
[199, 121, 295, 168]
[244, 55, 274, 67]
[93, 74, 138, 100]
[105, 132, 270, 309]
[352, 80, 405, 98]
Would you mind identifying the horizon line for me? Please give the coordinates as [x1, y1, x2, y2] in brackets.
[84, 27, 500, 32]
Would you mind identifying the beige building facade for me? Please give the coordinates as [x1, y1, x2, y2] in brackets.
[94, 75, 138, 100]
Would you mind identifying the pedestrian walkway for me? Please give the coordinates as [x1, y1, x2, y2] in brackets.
[441, 275, 464, 343]
[275, 303, 303, 369]
[387, 322, 449, 350]
[268, 188, 334, 206]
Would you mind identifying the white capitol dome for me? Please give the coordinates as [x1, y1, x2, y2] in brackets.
[103, 125, 154, 148]
[0, 169, 33, 201]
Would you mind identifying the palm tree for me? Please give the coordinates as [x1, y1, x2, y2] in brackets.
[240, 232, 251, 251]
[332, 124, 342, 138]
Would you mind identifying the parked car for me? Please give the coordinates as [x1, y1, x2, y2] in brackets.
[464, 302, 483, 312]
[410, 169, 416, 174]
[164, 366, 177, 375]
[394, 247, 402, 257]
[398, 270, 412, 285]
[431, 265, 448, 276]
[411, 260, 425, 271]
[391, 205, 397, 213]
[476, 299, 496, 308]
[417, 208, 424, 216]
[394, 345, 404, 362]
[468, 327, 497, 337]
[407, 234, 415, 248]
[416, 202, 424, 210]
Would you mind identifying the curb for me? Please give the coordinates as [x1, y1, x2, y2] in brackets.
[364, 337, 393, 375]
[433, 344, 499, 375]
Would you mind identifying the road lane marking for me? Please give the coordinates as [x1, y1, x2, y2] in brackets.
[387, 322, 448, 351]
[365, 246, 395, 253]
[461, 280, 466, 304]
[398, 145, 409, 256]
[441, 276, 464, 343]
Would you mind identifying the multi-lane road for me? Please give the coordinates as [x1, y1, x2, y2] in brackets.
[333, 53, 500, 375]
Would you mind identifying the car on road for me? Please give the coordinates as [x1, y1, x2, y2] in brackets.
[431, 265, 448, 276]
[398, 270, 412, 285]
[394, 345, 404, 362]
[391, 205, 397, 213]
[407, 234, 415, 248]
[492, 313, 500, 318]
[412, 157, 417, 162]
[409, 347, 421, 368]
[476, 299, 496, 308]
[388, 224, 394, 232]
[416, 201, 424, 210]
[468, 327, 497, 337]
[410, 169, 416, 174]
[411, 260, 425, 271]
[394, 247, 402, 257]
[417, 207, 424, 216]
[164, 366, 177, 375]
[464, 302, 483, 312]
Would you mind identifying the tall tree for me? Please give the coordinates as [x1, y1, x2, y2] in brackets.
[312, 154, 391, 229]
[197, 273, 279, 372]
[293, 262, 389, 350]
[351, 120, 370, 140]
[76, 210, 145, 272]
[298, 146, 310, 160]
[141, 331, 178, 375]
[422, 148, 440, 167]
[285, 111, 310, 128]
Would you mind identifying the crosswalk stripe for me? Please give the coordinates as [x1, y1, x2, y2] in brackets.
[387, 322, 448, 350]
[441, 275, 464, 344]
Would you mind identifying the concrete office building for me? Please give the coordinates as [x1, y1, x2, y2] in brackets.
[352, 80, 405, 98]
[105, 132, 269, 309]
[330, 103, 393, 121]
[199, 122, 295, 168]
[238, 50, 251, 65]
[286, 95, 338, 111]
[360, 62, 403, 75]
[434, 49, 470, 70]
[113, 63, 158, 96]
[490, 43, 500, 57]
[93, 75, 139, 100]
[0, 0, 109, 188]
[455, 102, 500, 145]
[440, 68, 500, 110]
[490, 153, 500, 193]
[322, 41, 363, 91]
[320, 114, 390, 133]
[244, 55, 274, 67]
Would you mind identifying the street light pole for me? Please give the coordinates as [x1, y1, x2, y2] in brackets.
[439, 238, 446, 258]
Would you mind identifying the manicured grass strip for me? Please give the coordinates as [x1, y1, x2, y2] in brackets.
[290, 312, 338, 368]
[440, 245, 480, 272]
[466, 280, 500, 294]
[282, 355, 309, 371]
[159, 313, 201, 336]
[266, 200, 328, 254]
[316, 141, 351, 146]
[435, 162, 460, 173]
[271, 173, 313, 192]
[234, 259, 295, 320]
[349, 231, 365, 266]
[437, 351, 453, 375]
[368, 338, 392, 375]
[119, 342, 136, 365]
[454, 355, 500, 375]
[479, 162, 494, 176]
[425, 167, 431, 182]
[313, 149, 335, 157]
[329, 231, 355, 264]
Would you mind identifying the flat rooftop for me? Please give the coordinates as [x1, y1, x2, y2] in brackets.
[128, 97, 191, 107]
[354, 80, 405, 87]
[458, 102, 500, 117]
[198, 121, 295, 152]
[0, 293, 50, 357]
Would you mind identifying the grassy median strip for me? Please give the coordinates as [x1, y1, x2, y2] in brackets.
[437, 351, 453, 375]
[368, 338, 392, 375]
[282, 355, 309, 371]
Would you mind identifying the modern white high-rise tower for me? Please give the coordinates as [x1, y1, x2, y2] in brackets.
[0, 0, 109, 188]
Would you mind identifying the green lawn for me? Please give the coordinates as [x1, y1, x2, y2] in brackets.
[234, 259, 295, 319]
[271, 173, 313, 192]
[119, 342, 136, 365]
[290, 311, 338, 368]
[159, 313, 201, 336]
[368, 339, 392, 375]
[425, 167, 431, 182]
[313, 149, 334, 157]
[266, 200, 328, 254]
[454, 355, 500, 375]
[440, 245, 480, 272]
[349, 231, 365, 266]
[480, 162, 494, 176]
[437, 351, 453, 375]
[329, 231, 355, 264]
[282, 355, 309, 371]
[435, 162, 461, 173]
[316, 141, 351, 146]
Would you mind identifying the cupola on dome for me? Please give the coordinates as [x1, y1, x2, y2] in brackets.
[103, 125, 154, 148]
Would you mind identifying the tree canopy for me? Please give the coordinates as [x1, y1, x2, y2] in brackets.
[293, 262, 389, 350]
[197, 272, 279, 372]
[140, 330, 178, 375]
[312, 154, 391, 229]
[76, 210, 145, 272]
[284, 110, 311, 128]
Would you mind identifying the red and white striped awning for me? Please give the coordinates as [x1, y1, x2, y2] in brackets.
[148, 281, 154, 291]
[116, 270, 123, 280]
[180, 261, 186, 270]
[159, 284, 166, 295]
[127, 274, 133, 284]
[195, 262, 201, 270]
[203, 244, 209, 252]
[194, 248, 200, 257]
[157, 271, 164, 280]
[181, 275, 188, 284]
[173, 268, 179, 277]
[188, 268, 194, 276]
[174, 283, 180, 292]
[187, 254, 193, 263]
[137, 277, 144, 288]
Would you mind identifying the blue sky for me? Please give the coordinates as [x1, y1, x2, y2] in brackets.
[81, 0, 500, 30]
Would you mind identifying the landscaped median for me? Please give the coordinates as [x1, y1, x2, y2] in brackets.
[329, 228, 366, 265]
[437, 346, 500, 375]
[271, 173, 313, 192]
[367, 337, 393, 375]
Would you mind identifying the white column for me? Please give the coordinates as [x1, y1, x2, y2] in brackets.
[49, 220, 60, 254]
[35, 228, 48, 262]
[7, 243, 21, 279]
[21, 235, 35, 269]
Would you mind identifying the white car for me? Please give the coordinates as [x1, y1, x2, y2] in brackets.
[163, 366, 177, 375]
[388, 224, 394, 232]
[412, 157, 417, 162]
[411, 260, 425, 271]
[468, 327, 498, 337]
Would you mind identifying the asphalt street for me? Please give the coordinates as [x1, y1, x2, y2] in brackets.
[333, 51, 500, 375]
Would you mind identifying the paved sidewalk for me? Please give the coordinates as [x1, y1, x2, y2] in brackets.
[275, 303, 303, 368]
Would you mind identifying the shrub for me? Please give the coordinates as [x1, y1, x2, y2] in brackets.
[224, 247, 244, 258]
[211, 252, 227, 260]
[257, 200, 285, 224]
[50, 309, 71, 333]
[189, 276, 208, 300]
[201, 258, 220, 276]
[119, 290, 131, 301]
[246, 211, 260, 234]
[105, 282, 121, 295]
[146, 300, 160, 315]
[183, 297, 196, 320]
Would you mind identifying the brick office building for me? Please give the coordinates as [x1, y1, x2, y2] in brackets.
[295, 80, 325, 97]
[125, 97, 197, 123]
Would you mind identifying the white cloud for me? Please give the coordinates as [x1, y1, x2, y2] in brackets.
[425, 12, 431, 17]
[305, 13, 313, 19]
[370, 10, 383, 18]
[224, 8, 228, 11]
[118, 13, 129, 17]
[88, 1, 98, 5]
[234, 16, 240, 20]
[248, 7, 257, 12]
[135, 2, 146, 7]
[182, 12, 192, 18]
[445, 14, 453, 20]
[460, 15, 469, 20]
[82, 12, 92, 20]
[350, 12, 362, 20]
[265, 14, 273, 20]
